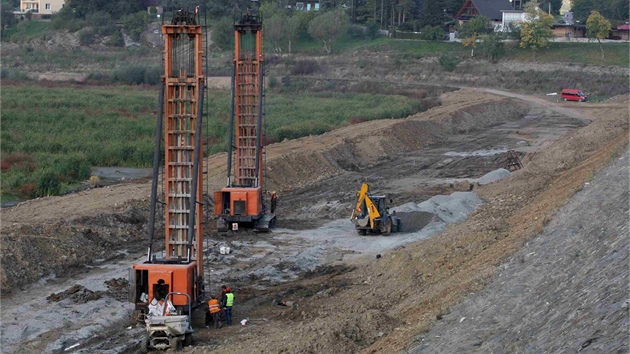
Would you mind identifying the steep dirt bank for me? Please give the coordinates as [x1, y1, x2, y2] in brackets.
[411, 148, 629, 353]
[206, 90, 528, 195]
[0, 193, 150, 294]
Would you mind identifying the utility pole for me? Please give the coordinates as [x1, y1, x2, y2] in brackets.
[380, 0, 384, 28]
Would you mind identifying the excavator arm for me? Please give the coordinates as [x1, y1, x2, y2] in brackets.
[351, 183, 381, 229]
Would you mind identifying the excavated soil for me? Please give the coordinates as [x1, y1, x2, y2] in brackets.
[1, 88, 628, 354]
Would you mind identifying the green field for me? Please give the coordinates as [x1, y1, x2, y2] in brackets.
[1, 83, 423, 200]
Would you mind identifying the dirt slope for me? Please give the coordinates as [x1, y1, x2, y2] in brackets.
[410, 147, 629, 353]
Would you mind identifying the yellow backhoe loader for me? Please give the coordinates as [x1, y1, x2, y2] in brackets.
[350, 184, 402, 236]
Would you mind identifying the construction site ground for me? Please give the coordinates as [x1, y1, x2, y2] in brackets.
[1, 87, 628, 353]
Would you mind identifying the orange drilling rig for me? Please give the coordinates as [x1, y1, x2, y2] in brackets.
[131, 8, 206, 318]
[214, 12, 275, 232]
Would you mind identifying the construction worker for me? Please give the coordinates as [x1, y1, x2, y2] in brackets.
[270, 191, 277, 214]
[221, 286, 234, 325]
[205, 295, 222, 329]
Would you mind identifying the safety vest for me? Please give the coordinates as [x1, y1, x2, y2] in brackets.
[225, 293, 234, 307]
[208, 299, 220, 314]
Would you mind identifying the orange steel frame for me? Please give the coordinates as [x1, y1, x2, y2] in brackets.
[132, 21, 205, 309]
[162, 23, 204, 273]
[214, 16, 265, 222]
[233, 22, 264, 188]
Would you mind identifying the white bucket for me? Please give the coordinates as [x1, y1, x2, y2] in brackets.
[220, 246, 231, 255]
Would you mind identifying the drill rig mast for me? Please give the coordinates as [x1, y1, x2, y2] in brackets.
[214, 12, 274, 232]
[132, 7, 206, 314]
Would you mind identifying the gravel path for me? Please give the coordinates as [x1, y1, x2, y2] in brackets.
[410, 148, 629, 353]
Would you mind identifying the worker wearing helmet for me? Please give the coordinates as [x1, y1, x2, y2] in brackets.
[221, 285, 234, 325]
[205, 295, 222, 329]
[270, 191, 278, 214]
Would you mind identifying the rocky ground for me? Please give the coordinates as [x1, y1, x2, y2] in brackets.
[1, 87, 628, 353]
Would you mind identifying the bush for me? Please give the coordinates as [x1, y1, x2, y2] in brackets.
[52, 154, 91, 180]
[348, 24, 368, 39]
[439, 53, 460, 71]
[291, 59, 320, 75]
[267, 75, 278, 88]
[87, 11, 112, 27]
[78, 29, 95, 46]
[419, 25, 445, 41]
[110, 65, 160, 85]
[366, 21, 379, 39]
[107, 30, 125, 47]
[51, 11, 83, 32]
[120, 11, 149, 41]
[35, 169, 61, 197]
[1, 68, 30, 80]
[86, 72, 109, 82]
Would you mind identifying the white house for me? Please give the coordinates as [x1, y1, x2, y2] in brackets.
[20, 0, 64, 15]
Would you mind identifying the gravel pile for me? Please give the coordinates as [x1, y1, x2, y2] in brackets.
[394, 192, 484, 224]
[476, 168, 513, 185]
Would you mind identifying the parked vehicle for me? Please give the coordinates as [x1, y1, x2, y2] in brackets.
[561, 89, 588, 102]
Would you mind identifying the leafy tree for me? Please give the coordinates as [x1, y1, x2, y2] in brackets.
[284, 15, 300, 53]
[308, 10, 349, 54]
[458, 15, 489, 56]
[519, 1, 554, 57]
[212, 16, 235, 50]
[586, 10, 611, 59]
[1, 0, 17, 38]
[445, 0, 466, 14]
[572, 0, 628, 24]
[418, 0, 449, 27]
[120, 11, 149, 41]
[479, 33, 505, 63]
[539, 0, 562, 16]
[62, 0, 142, 20]
[265, 14, 284, 53]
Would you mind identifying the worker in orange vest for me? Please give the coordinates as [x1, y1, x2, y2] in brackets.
[205, 295, 222, 329]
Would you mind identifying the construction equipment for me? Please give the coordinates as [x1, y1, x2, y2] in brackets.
[131, 7, 206, 350]
[141, 292, 194, 351]
[504, 149, 523, 171]
[214, 12, 275, 232]
[350, 184, 402, 236]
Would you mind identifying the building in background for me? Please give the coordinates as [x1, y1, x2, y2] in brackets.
[19, 0, 64, 15]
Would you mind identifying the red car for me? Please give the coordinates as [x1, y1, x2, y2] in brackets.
[561, 89, 588, 102]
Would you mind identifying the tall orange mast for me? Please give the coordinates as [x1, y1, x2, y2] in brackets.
[214, 11, 275, 232]
[131, 7, 206, 314]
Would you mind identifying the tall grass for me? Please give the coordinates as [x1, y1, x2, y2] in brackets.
[1, 83, 424, 200]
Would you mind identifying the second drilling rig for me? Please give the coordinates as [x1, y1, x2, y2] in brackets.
[214, 12, 274, 232]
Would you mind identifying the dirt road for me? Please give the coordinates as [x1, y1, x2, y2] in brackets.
[1, 88, 627, 353]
